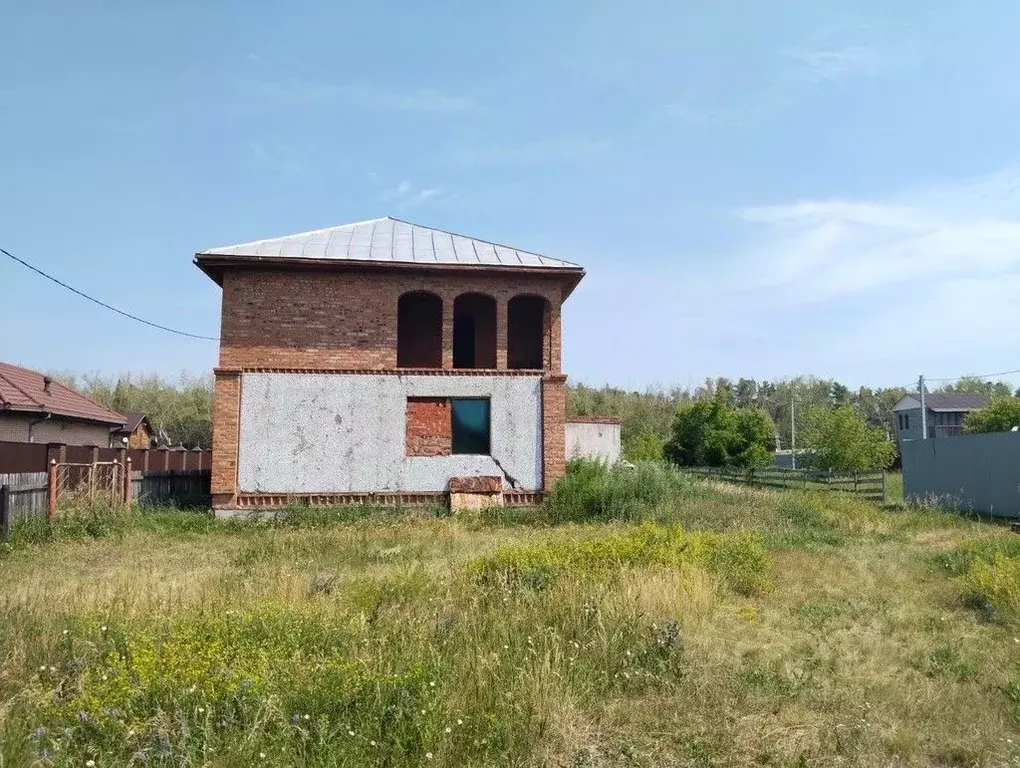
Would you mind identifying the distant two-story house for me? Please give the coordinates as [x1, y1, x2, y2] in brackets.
[892, 392, 990, 444]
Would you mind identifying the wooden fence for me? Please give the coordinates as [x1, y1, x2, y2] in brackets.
[687, 465, 887, 504]
[0, 469, 211, 540]
[0, 441, 211, 474]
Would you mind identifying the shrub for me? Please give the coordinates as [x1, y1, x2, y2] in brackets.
[664, 395, 774, 468]
[624, 431, 665, 462]
[470, 523, 771, 595]
[964, 397, 1020, 434]
[797, 405, 895, 471]
[547, 459, 697, 523]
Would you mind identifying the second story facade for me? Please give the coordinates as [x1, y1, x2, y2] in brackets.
[893, 393, 990, 443]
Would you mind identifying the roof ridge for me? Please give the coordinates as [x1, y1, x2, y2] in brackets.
[387, 216, 581, 268]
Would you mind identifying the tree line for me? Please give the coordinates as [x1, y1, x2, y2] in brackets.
[570, 375, 1020, 469]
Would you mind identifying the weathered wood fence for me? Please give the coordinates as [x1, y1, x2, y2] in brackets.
[0, 469, 211, 540]
[687, 466, 886, 504]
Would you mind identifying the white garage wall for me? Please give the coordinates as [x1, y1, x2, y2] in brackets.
[566, 421, 621, 464]
[238, 373, 543, 493]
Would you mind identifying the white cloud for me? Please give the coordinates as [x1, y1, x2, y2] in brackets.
[378, 179, 445, 210]
[246, 139, 303, 176]
[785, 44, 882, 83]
[734, 170, 1020, 305]
[664, 31, 887, 128]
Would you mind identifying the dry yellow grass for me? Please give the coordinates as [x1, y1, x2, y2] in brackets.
[1, 482, 1019, 766]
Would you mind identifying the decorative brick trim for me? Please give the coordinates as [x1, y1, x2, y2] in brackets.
[567, 416, 622, 425]
[230, 491, 542, 509]
[215, 367, 544, 376]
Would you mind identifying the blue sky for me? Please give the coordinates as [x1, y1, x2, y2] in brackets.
[3, 1, 1020, 390]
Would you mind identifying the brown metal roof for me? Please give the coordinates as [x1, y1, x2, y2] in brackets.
[115, 412, 150, 434]
[0, 362, 126, 426]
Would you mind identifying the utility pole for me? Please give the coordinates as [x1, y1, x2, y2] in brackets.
[790, 395, 796, 468]
[919, 374, 928, 440]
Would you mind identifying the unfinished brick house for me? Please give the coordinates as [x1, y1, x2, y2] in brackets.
[194, 217, 585, 512]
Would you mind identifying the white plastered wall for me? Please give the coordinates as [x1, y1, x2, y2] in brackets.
[237, 373, 543, 493]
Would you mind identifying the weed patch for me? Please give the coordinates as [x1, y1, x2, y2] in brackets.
[471, 523, 771, 595]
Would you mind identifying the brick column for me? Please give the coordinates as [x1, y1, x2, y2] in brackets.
[211, 369, 242, 508]
[541, 374, 568, 492]
[549, 303, 562, 375]
[496, 297, 508, 370]
[441, 296, 454, 370]
[46, 443, 66, 467]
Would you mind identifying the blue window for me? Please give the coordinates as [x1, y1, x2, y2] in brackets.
[451, 398, 491, 454]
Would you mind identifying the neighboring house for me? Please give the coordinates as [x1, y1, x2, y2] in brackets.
[566, 417, 621, 464]
[0, 362, 126, 446]
[893, 393, 990, 444]
[194, 216, 585, 511]
[110, 412, 156, 449]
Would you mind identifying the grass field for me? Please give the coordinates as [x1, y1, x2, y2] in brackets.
[2, 463, 1020, 766]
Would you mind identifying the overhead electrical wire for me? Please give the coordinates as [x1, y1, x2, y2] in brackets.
[1, 246, 219, 341]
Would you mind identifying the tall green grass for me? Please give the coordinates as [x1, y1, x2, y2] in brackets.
[545, 459, 701, 523]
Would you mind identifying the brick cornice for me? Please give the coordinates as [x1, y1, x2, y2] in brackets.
[215, 367, 545, 376]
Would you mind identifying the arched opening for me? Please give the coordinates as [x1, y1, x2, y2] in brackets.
[453, 293, 496, 369]
[508, 294, 548, 369]
[397, 291, 442, 368]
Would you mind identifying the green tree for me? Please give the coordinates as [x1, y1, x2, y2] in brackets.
[798, 405, 895, 471]
[964, 397, 1020, 434]
[940, 377, 1014, 399]
[54, 371, 214, 447]
[624, 431, 664, 462]
[664, 394, 774, 468]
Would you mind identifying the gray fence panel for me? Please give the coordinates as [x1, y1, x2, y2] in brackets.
[901, 432, 1020, 517]
[0, 472, 49, 522]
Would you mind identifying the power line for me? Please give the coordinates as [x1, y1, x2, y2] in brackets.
[925, 368, 1020, 383]
[1, 246, 219, 341]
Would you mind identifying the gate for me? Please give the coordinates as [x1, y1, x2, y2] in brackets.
[50, 461, 124, 513]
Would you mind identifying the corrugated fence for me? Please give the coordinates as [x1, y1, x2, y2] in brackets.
[901, 432, 1020, 518]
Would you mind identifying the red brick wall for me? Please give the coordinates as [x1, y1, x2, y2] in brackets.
[211, 371, 240, 506]
[542, 375, 568, 491]
[219, 269, 566, 371]
[406, 397, 452, 456]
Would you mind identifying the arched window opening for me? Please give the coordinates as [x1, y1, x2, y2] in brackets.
[453, 293, 496, 369]
[507, 294, 547, 369]
[397, 291, 442, 368]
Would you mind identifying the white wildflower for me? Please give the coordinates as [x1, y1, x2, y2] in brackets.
[445, 727, 452, 734]
[426, 753, 434, 760]
[457, 719, 463, 725]
[348, 730, 355, 737]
